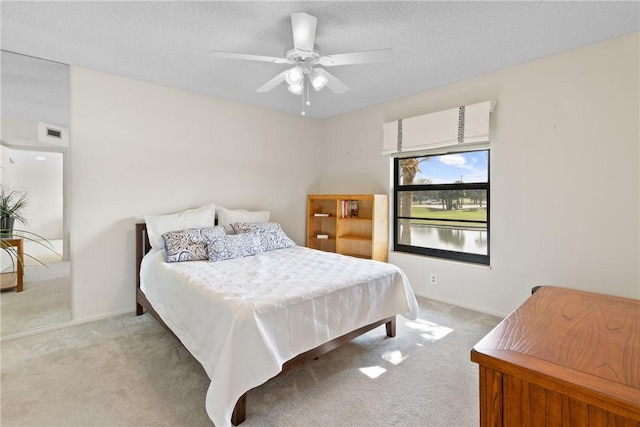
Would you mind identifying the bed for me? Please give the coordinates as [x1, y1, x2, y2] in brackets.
[135, 221, 418, 426]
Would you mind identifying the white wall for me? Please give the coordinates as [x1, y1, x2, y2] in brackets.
[69, 33, 639, 323]
[319, 33, 640, 316]
[70, 68, 322, 321]
[2, 151, 63, 240]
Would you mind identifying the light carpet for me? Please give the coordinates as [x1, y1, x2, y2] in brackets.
[1, 261, 71, 335]
[0, 296, 501, 426]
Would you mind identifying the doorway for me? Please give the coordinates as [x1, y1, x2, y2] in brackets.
[0, 147, 70, 333]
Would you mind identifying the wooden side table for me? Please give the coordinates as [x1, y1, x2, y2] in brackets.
[1, 238, 24, 292]
[471, 286, 640, 425]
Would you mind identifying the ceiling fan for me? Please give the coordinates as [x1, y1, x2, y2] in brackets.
[210, 12, 394, 115]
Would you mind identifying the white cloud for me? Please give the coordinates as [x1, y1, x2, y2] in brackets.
[439, 154, 466, 166]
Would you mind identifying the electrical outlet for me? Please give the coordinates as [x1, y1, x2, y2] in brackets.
[430, 274, 437, 285]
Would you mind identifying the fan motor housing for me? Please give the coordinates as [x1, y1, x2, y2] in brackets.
[285, 45, 321, 63]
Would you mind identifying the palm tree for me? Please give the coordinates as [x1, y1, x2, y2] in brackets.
[399, 158, 425, 243]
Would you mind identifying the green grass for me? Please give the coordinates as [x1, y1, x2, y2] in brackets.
[406, 206, 487, 228]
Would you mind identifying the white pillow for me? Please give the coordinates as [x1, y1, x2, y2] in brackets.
[144, 204, 215, 250]
[216, 206, 270, 234]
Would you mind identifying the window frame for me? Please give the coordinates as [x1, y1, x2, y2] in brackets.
[393, 150, 490, 265]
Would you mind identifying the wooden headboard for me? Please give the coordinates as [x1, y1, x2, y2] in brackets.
[135, 222, 151, 291]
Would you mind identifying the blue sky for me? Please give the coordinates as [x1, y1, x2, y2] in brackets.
[416, 151, 488, 184]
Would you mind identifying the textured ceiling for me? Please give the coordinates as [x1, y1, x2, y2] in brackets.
[1, 51, 70, 127]
[1, 1, 639, 120]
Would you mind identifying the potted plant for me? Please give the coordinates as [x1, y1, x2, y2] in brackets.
[1, 185, 59, 289]
[0, 186, 28, 238]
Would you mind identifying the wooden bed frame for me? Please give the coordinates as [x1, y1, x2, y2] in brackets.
[135, 222, 396, 425]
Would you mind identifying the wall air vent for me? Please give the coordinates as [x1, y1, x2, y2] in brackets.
[38, 122, 68, 147]
[46, 127, 62, 139]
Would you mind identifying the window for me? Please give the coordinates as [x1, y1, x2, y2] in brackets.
[393, 150, 489, 264]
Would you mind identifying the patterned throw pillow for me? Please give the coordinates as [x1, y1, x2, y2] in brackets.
[231, 222, 296, 252]
[207, 232, 264, 262]
[162, 225, 226, 263]
[216, 206, 270, 234]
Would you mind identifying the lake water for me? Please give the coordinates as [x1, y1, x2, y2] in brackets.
[404, 224, 488, 255]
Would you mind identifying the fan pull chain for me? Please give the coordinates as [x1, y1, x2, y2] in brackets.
[301, 75, 306, 116]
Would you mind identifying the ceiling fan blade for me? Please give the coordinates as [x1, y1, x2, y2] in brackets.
[319, 48, 395, 66]
[210, 50, 291, 64]
[256, 70, 288, 93]
[291, 12, 317, 54]
[317, 69, 349, 94]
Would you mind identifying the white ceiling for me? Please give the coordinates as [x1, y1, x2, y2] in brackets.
[1, 1, 639, 120]
[6, 147, 63, 166]
[1, 51, 70, 128]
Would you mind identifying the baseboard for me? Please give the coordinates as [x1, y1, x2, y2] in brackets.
[414, 292, 508, 318]
[1, 308, 133, 341]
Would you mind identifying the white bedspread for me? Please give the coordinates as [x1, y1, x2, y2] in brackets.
[141, 246, 418, 427]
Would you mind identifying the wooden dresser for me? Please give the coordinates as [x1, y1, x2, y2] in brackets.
[471, 286, 640, 426]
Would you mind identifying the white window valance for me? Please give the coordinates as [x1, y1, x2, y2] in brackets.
[382, 100, 496, 156]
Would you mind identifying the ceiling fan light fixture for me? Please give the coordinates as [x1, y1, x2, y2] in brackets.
[288, 82, 303, 94]
[309, 69, 328, 91]
[212, 12, 394, 113]
[285, 66, 303, 86]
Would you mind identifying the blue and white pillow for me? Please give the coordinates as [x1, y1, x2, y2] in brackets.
[162, 225, 226, 263]
[231, 222, 296, 252]
[217, 206, 270, 234]
[207, 232, 264, 262]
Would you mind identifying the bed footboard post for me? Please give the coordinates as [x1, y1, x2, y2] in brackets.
[136, 223, 150, 317]
[386, 316, 396, 337]
[231, 393, 247, 425]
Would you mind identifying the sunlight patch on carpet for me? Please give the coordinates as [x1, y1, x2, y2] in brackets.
[382, 350, 408, 365]
[405, 319, 453, 342]
[359, 365, 386, 379]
